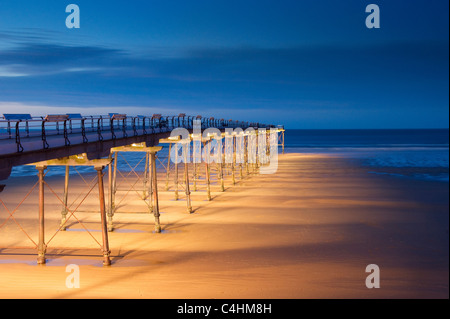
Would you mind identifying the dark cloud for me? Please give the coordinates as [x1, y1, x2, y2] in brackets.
[0, 34, 448, 128]
[0, 42, 121, 66]
[1, 34, 447, 84]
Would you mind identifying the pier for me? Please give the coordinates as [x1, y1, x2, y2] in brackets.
[0, 113, 284, 265]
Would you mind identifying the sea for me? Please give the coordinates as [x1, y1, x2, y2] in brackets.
[284, 129, 449, 183]
[8, 129, 449, 183]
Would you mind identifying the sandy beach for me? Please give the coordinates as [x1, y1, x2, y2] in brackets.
[0, 153, 448, 299]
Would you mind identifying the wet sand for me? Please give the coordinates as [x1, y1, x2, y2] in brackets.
[0, 153, 448, 298]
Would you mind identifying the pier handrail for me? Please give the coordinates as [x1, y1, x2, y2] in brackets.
[0, 113, 274, 154]
[42, 114, 70, 149]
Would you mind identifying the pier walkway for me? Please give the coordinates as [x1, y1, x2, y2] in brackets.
[0, 112, 283, 266]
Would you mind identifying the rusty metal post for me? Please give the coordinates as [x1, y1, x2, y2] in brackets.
[205, 141, 211, 201]
[192, 136, 201, 192]
[60, 166, 70, 231]
[219, 161, 225, 192]
[37, 165, 46, 265]
[107, 159, 114, 232]
[96, 166, 111, 266]
[147, 151, 154, 213]
[239, 133, 244, 179]
[220, 138, 225, 191]
[245, 134, 249, 174]
[240, 162, 243, 179]
[232, 135, 236, 185]
[165, 143, 171, 191]
[151, 151, 161, 233]
[255, 130, 260, 169]
[174, 144, 179, 200]
[110, 151, 118, 218]
[143, 152, 149, 199]
[193, 163, 197, 191]
[184, 142, 192, 213]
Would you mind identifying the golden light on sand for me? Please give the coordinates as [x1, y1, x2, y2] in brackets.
[0, 153, 448, 298]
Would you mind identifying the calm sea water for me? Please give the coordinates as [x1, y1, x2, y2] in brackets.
[284, 129, 449, 182]
[9, 129, 449, 183]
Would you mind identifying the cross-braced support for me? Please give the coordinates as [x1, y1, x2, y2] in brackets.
[31, 154, 113, 266]
[109, 144, 163, 232]
[160, 136, 194, 211]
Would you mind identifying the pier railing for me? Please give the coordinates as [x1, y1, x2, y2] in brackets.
[0, 113, 271, 153]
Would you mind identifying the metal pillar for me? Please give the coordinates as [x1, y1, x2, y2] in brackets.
[109, 151, 118, 228]
[174, 145, 179, 200]
[204, 139, 211, 201]
[146, 153, 153, 213]
[96, 166, 111, 266]
[150, 151, 161, 233]
[245, 134, 249, 175]
[37, 165, 46, 265]
[165, 143, 172, 191]
[255, 130, 260, 169]
[191, 134, 202, 193]
[239, 162, 243, 179]
[231, 135, 236, 185]
[143, 152, 149, 199]
[193, 163, 198, 191]
[107, 157, 114, 231]
[183, 142, 192, 213]
[60, 166, 70, 231]
[220, 149, 225, 192]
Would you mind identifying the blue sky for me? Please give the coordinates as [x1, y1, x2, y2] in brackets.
[0, 0, 448, 128]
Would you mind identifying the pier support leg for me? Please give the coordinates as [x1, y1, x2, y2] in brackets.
[245, 136, 249, 175]
[220, 162, 225, 191]
[108, 152, 118, 231]
[256, 131, 261, 170]
[174, 146, 179, 200]
[165, 143, 171, 191]
[193, 163, 197, 191]
[232, 139, 236, 185]
[96, 166, 111, 266]
[206, 162, 211, 200]
[205, 142, 211, 201]
[184, 146, 192, 213]
[184, 164, 192, 213]
[107, 160, 114, 231]
[37, 166, 46, 265]
[220, 141, 225, 191]
[143, 152, 149, 199]
[147, 152, 154, 213]
[112, 152, 118, 212]
[60, 166, 70, 231]
[150, 151, 161, 233]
